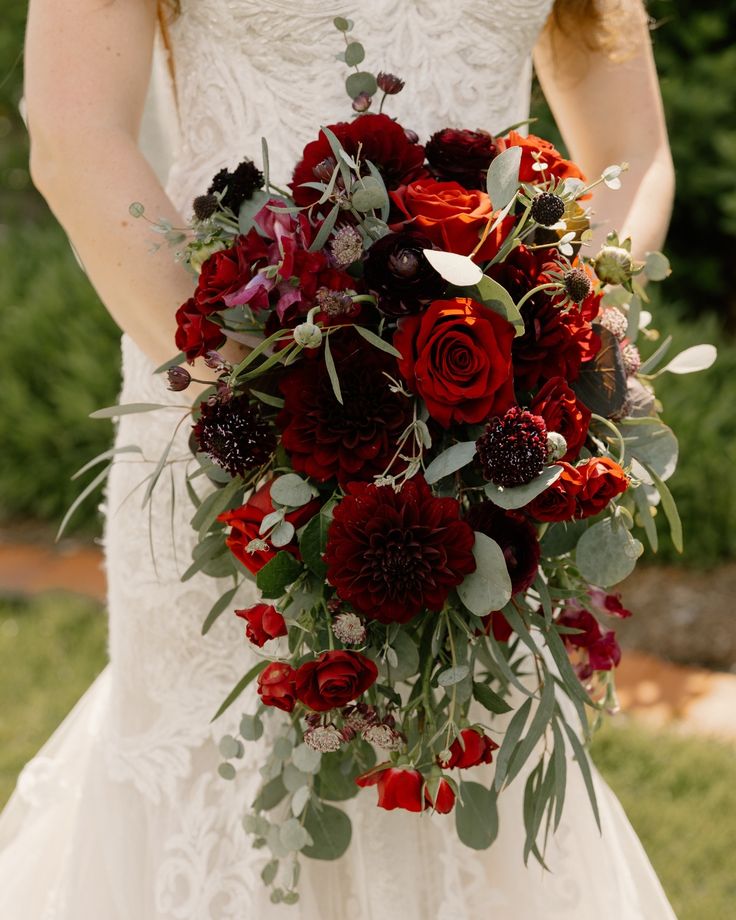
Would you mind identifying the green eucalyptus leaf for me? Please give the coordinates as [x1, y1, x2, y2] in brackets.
[344, 41, 365, 66]
[323, 334, 343, 405]
[256, 551, 304, 599]
[460, 275, 524, 335]
[437, 664, 470, 687]
[280, 818, 313, 852]
[424, 441, 477, 485]
[353, 324, 402, 358]
[472, 680, 512, 714]
[302, 802, 352, 860]
[643, 250, 671, 281]
[211, 661, 267, 722]
[238, 189, 272, 234]
[620, 418, 678, 482]
[89, 402, 171, 419]
[345, 71, 378, 99]
[486, 146, 522, 209]
[455, 782, 499, 850]
[218, 762, 236, 781]
[575, 518, 643, 587]
[253, 775, 289, 812]
[484, 465, 563, 510]
[240, 713, 264, 741]
[270, 473, 315, 508]
[457, 532, 512, 615]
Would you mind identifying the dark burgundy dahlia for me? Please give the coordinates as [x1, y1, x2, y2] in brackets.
[193, 395, 276, 477]
[476, 407, 548, 488]
[324, 476, 476, 623]
[363, 231, 447, 316]
[465, 501, 540, 595]
[276, 333, 413, 486]
[424, 128, 502, 190]
[290, 114, 426, 213]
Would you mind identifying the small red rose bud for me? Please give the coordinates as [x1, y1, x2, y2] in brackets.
[377, 72, 405, 95]
[352, 91, 373, 113]
[166, 366, 192, 391]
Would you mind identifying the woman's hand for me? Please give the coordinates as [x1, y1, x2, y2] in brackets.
[534, 0, 675, 259]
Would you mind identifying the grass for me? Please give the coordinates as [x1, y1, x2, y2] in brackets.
[1, 591, 735, 919]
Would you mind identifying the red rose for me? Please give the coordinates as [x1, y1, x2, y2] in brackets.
[530, 377, 592, 462]
[324, 477, 476, 624]
[526, 462, 584, 522]
[291, 114, 426, 213]
[505, 131, 586, 186]
[194, 230, 268, 313]
[294, 650, 378, 713]
[257, 661, 297, 712]
[235, 603, 287, 647]
[394, 298, 516, 428]
[390, 178, 512, 262]
[356, 765, 425, 813]
[576, 457, 629, 517]
[440, 728, 499, 769]
[425, 127, 502, 190]
[218, 480, 322, 574]
[424, 777, 456, 814]
[174, 298, 225, 363]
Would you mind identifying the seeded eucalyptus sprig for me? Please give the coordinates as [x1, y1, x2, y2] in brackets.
[333, 16, 405, 115]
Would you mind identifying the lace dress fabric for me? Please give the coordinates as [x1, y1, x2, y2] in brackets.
[0, 2, 677, 917]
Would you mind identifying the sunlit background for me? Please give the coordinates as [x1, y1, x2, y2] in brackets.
[1, 2, 735, 916]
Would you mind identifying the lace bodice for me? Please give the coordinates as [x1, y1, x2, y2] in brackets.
[164, 0, 555, 204]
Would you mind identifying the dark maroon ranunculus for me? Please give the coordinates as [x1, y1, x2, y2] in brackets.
[439, 728, 499, 769]
[174, 297, 225, 363]
[324, 476, 476, 624]
[290, 114, 426, 214]
[530, 376, 592, 463]
[425, 127, 502, 190]
[235, 603, 287, 647]
[257, 661, 297, 712]
[294, 650, 378, 712]
[466, 502, 540, 595]
[194, 230, 268, 313]
[276, 332, 413, 486]
[362, 231, 447, 316]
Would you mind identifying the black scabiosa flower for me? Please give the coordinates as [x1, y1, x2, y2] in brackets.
[208, 158, 264, 213]
[530, 192, 566, 227]
[476, 407, 548, 487]
[193, 394, 275, 477]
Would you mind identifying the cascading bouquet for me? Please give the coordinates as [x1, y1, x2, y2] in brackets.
[101, 16, 715, 906]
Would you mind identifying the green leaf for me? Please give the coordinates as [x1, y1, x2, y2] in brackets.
[345, 71, 378, 99]
[270, 473, 315, 508]
[249, 388, 285, 409]
[308, 204, 340, 253]
[504, 677, 556, 787]
[539, 518, 589, 557]
[462, 274, 524, 335]
[323, 334, 343, 405]
[455, 782, 499, 850]
[352, 178, 388, 212]
[422, 249, 483, 286]
[632, 483, 658, 553]
[202, 584, 240, 635]
[353, 324, 402, 358]
[239, 713, 264, 741]
[660, 344, 717, 375]
[292, 743, 322, 774]
[56, 464, 112, 541]
[561, 721, 601, 831]
[313, 742, 376, 801]
[89, 402, 172, 419]
[486, 146, 522, 209]
[71, 444, 142, 481]
[642, 462, 683, 553]
[424, 441, 477, 485]
[298, 513, 328, 578]
[211, 661, 267, 722]
[484, 465, 563, 510]
[218, 762, 236, 781]
[344, 41, 365, 66]
[191, 476, 243, 540]
[261, 859, 279, 886]
[437, 664, 470, 687]
[620, 418, 678, 482]
[457, 532, 512, 615]
[280, 817, 313, 852]
[153, 352, 186, 374]
[551, 719, 568, 831]
[219, 734, 243, 759]
[333, 16, 352, 31]
[256, 550, 304, 599]
[494, 697, 532, 791]
[302, 802, 352, 860]
[643, 250, 671, 281]
[575, 518, 643, 587]
[638, 335, 673, 374]
[238, 188, 272, 234]
[261, 136, 270, 193]
[253, 775, 289, 812]
[472, 680, 512, 714]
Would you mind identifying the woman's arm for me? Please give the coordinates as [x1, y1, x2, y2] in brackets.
[534, 0, 675, 259]
[25, 0, 242, 375]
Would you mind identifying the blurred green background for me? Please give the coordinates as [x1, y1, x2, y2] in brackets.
[1, 4, 735, 918]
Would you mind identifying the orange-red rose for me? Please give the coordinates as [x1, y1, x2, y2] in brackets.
[505, 131, 586, 186]
[390, 178, 513, 261]
[526, 462, 584, 522]
[394, 298, 516, 428]
[576, 457, 629, 517]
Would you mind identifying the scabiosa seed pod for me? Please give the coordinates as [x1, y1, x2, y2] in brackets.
[330, 225, 364, 268]
[207, 158, 264, 213]
[362, 723, 403, 751]
[531, 192, 566, 227]
[193, 395, 276, 477]
[621, 343, 641, 376]
[476, 407, 549, 487]
[332, 612, 367, 645]
[593, 245, 634, 285]
[599, 307, 628, 341]
[304, 725, 343, 753]
[377, 72, 405, 95]
[352, 92, 373, 113]
[166, 366, 192, 391]
[192, 193, 219, 221]
[563, 267, 592, 304]
[546, 431, 568, 462]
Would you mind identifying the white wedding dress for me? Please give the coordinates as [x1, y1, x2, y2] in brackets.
[0, 2, 678, 917]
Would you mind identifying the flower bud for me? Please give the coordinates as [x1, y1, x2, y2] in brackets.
[313, 157, 337, 183]
[546, 431, 568, 462]
[377, 72, 405, 95]
[352, 92, 373, 113]
[293, 321, 323, 349]
[166, 366, 192, 391]
[621, 343, 641, 376]
[204, 350, 230, 371]
[404, 128, 419, 145]
[593, 245, 634, 286]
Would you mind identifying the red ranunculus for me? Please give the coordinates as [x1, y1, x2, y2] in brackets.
[504, 131, 586, 185]
[440, 728, 499, 769]
[356, 765, 425, 813]
[394, 298, 516, 428]
[324, 477, 476, 624]
[218, 480, 322, 574]
[294, 650, 378, 713]
[390, 178, 512, 262]
[194, 230, 268, 312]
[526, 462, 584, 522]
[291, 114, 426, 213]
[576, 457, 629, 518]
[424, 777, 456, 814]
[235, 603, 287, 647]
[174, 298, 225, 363]
[530, 377, 592, 462]
[466, 502, 540, 595]
[557, 607, 621, 681]
[257, 661, 297, 712]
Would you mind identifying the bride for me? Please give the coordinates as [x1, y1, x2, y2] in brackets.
[2, 1, 677, 917]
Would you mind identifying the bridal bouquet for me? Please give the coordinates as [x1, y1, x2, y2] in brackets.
[104, 17, 714, 905]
